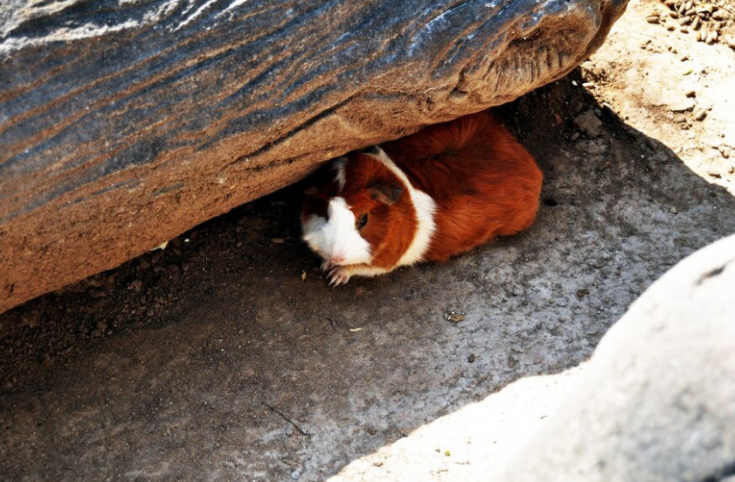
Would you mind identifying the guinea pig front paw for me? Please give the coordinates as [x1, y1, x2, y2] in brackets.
[327, 267, 351, 287]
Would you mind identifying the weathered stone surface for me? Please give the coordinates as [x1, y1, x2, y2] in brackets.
[503, 233, 735, 482]
[0, 0, 628, 313]
[574, 108, 603, 137]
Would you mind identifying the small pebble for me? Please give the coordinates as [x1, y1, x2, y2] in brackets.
[444, 310, 466, 323]
[670, 207, 678, 214]
[468, 354, 476, 363]
[574, 109, 603, 137]
[669, 98, 695, 112]
[712, 10, 728, 21]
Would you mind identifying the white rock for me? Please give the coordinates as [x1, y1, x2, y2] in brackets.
[502, 233, 735, 482]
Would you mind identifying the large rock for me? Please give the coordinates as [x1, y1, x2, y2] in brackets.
[502, 233, 735, 481]
[0, 0, 628, 313]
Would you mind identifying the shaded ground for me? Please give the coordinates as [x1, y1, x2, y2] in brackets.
[1, 0, 735, 480]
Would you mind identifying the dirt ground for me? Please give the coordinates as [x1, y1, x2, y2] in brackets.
[1, 0, 735, 480]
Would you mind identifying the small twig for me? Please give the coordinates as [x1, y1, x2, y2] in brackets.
[262, 402, 310, 436]
[326, 316, 338, 329]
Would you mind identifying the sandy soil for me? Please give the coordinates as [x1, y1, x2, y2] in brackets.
[1, 0, 734, 480]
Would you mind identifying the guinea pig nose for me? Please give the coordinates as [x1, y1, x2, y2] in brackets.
[330, 253, 346, 264]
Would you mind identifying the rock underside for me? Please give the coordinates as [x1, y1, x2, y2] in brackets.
[0, 0, 628, 314]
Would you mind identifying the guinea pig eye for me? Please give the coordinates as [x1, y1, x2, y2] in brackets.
[357, 213, 368, 230]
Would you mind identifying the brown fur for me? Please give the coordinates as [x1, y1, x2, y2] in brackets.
[338, 154, 417, 270]
[384, 110, 542, 262]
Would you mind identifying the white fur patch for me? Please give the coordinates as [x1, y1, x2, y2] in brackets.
[302, 197, 372, 265]
[332, 158, 347, 192]
[301, 214, 326, 249]
[364, 147, 437, 267]
[398, 189, 437, 266]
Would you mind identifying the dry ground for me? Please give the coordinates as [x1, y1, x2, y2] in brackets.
[1, 0, 734, 480]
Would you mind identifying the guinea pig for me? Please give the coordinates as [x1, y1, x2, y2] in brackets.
[301, 110, 542, 286]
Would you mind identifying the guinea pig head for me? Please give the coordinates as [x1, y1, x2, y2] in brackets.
[301, 153, 406, 267]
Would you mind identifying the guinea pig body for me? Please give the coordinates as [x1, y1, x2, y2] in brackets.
[301, 111, 543, 286]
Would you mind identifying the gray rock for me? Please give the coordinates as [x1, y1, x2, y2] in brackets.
[0, 0, 629, 314]
[502, 233, 735, 482]
[670, 98, 697, 112]
[574, 109, 604, 137]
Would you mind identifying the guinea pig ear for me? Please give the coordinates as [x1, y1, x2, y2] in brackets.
[369, 183, 403, 205]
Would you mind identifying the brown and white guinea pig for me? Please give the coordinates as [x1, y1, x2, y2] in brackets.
[301, 110, 543, 286]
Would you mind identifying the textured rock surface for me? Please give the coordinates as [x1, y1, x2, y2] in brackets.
[0, 0, 628, 313]
[502, 233, 735, 482]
